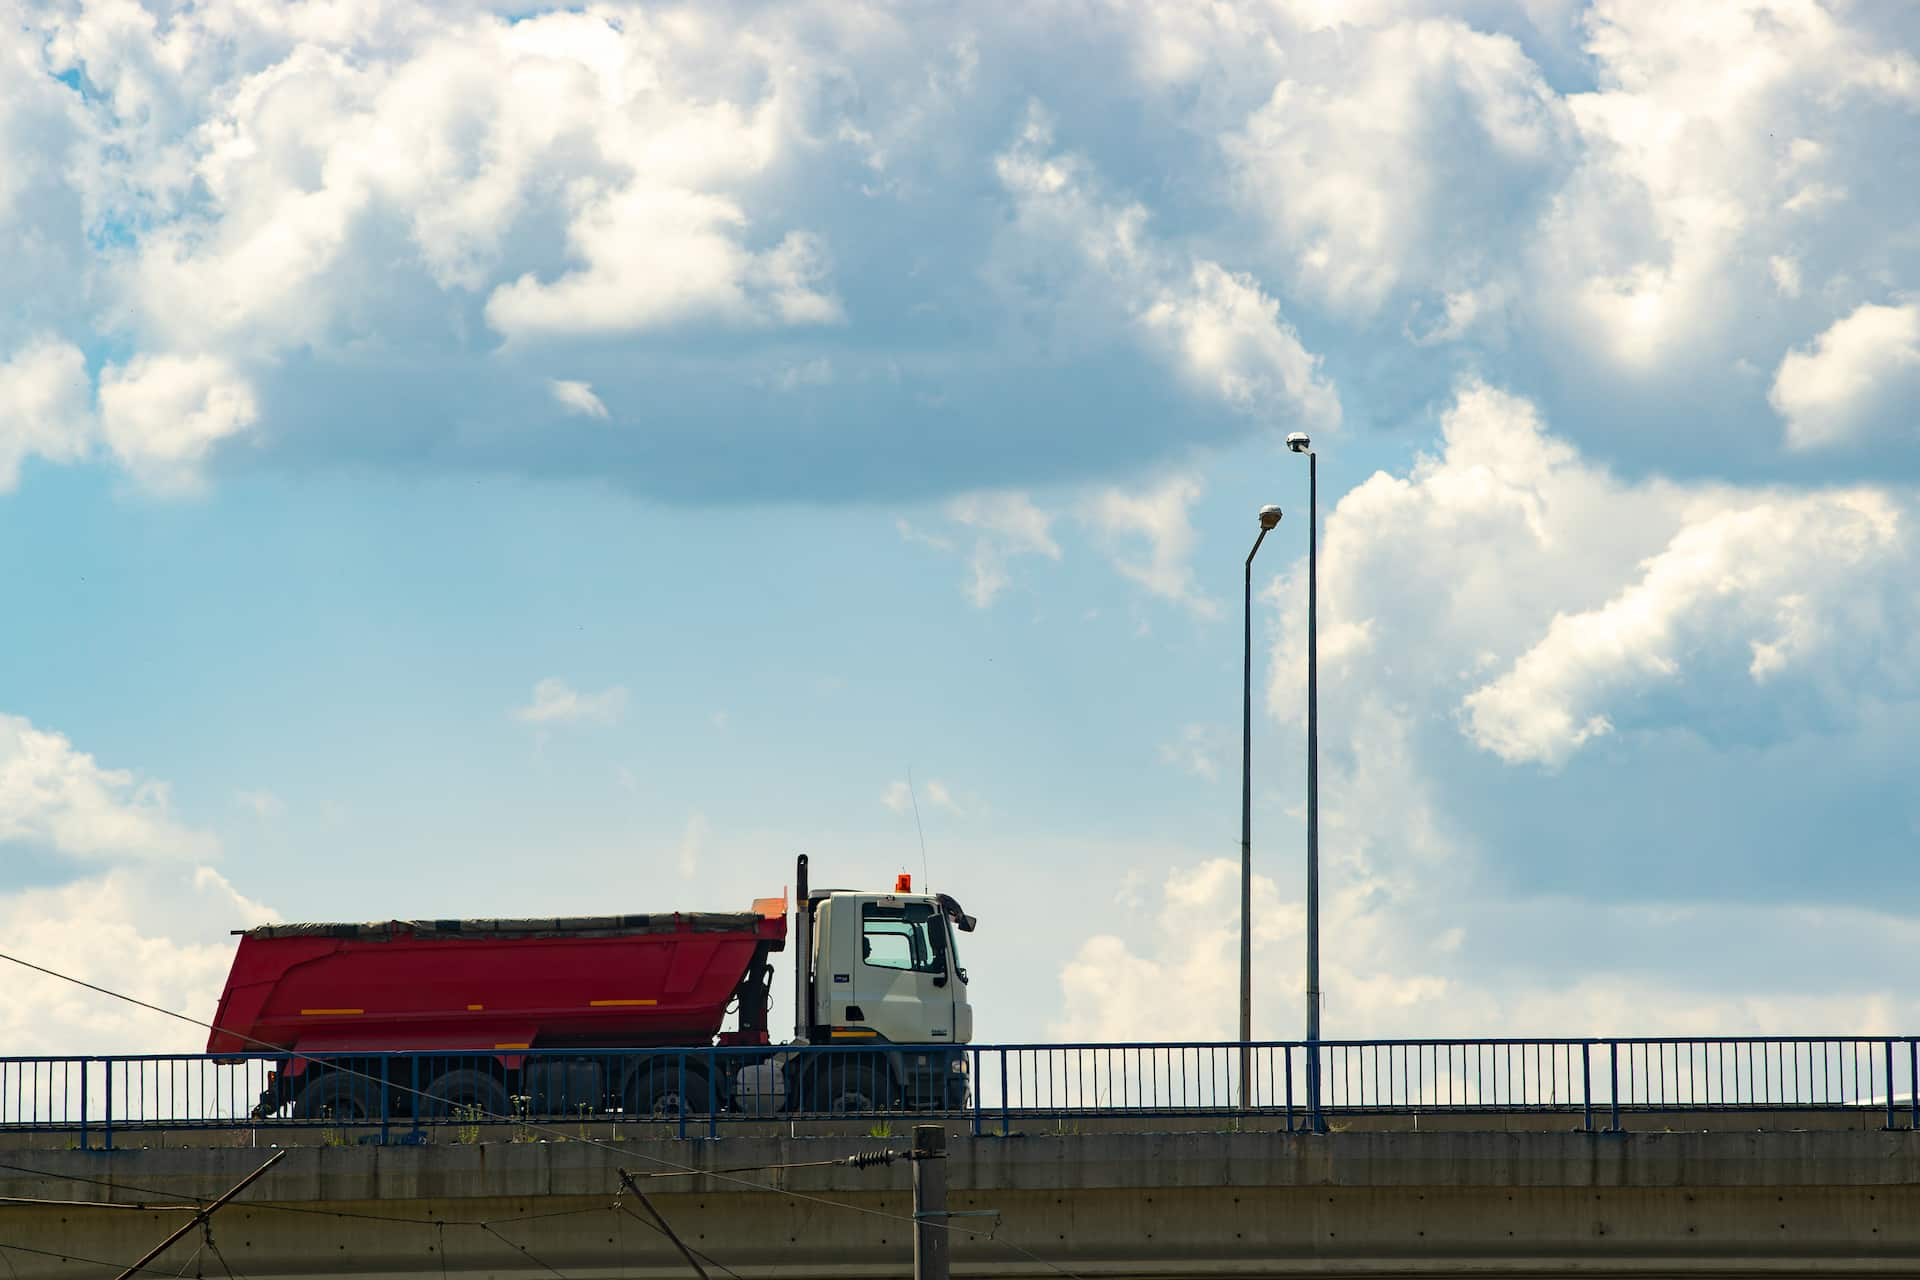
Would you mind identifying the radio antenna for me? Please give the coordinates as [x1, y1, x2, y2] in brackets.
[907, 764, 931, 891]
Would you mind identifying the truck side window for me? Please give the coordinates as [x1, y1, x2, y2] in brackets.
[862, 903, 945, 975]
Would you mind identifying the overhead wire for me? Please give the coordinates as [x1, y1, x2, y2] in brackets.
[0, 1155, 748, 1280]
[0, 1240, 205, 1279]
[202, 1223, 246, 1280]
[476, 1223, 573, 1280]
[0, 948, 1090, 1275]
[0, 1195, 197, 1211]
[1, 1156, 1087, 1280]
[0, 1159, 609, 1231]
[612, 1200, 742, 1280]
[0, 948, 899, 1195]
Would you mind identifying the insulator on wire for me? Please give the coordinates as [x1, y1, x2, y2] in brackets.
[844, 1149, 898, 1169]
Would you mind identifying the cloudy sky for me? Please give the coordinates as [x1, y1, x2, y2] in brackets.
[3, 0, 1919, 1056]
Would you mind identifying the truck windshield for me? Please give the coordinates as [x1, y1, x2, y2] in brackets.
[862, 902, 948, 976]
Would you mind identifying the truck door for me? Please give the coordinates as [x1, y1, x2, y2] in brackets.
[853, 898, 954, 1045]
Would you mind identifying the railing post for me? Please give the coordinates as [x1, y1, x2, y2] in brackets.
[103, 1058, 114, 1151]
[78, 1059, 90, 1151]
[380, 1056, 391, 1146]
[708, 1050, 718, 1140]
[1885, 1039, 1897, 1131]
[1910, 1039, 1918, 1132]
[1581, 1042, 1593, 1132]
[971, 1048, 982, 1137]
[999, 1048, 1010, 1138]
[1608, 1041, 1621, 1132]
[409, 1055, 423, 1143]
[677, 1052, 688, 1141]
[1284, 1044, 1294, 1133]
[1308, 1043, 1324, 1134]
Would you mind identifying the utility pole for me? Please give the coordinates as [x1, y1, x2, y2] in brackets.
[112, 1149, 286, 1280]
[912, 1123, 949, 1280]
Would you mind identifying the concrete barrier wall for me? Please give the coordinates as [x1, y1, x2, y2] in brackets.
[4, 1129, 1919, 1276]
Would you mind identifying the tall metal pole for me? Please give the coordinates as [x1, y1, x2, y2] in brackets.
[1305, 450, 1323, 1130]
[913, 1124, 950, 1280]
[1240, 508, 1278, 1111]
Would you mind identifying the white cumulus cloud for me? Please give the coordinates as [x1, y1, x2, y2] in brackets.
[0, 337, 93, 489]
[1771, 302, 1920, 452]
[1462, 492, 1904, 765]
[548, 379, 610, 419]
[1085, 472, 1217, 617]
[944, 489, 1062, 607]
[1227, 16, 1571, 318]
[1265, 378, 1917, 767]
[0, 865, 279, 1056]
[513, 677, 629, 726]
[0, 712, 215, 861]
[994, 107, 1340, 429]
[96, 353, 259, 493]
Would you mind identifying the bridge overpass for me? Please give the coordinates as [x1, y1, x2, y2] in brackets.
[6, 1117, 1920, 1277]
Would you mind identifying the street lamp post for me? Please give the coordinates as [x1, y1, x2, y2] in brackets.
[1285, 431, 1322, 1130]
[1241, 503, 1283, 1110]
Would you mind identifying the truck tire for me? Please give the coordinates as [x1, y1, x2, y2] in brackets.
[293, 1071, 378, 1122]
[813, 1059, 890, 1115]
[421, 1068, 511, 1121]
[623, 1061, 710, 1119]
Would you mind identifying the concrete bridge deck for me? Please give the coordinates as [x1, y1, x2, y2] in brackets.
[5, 1124, 1920, 1277]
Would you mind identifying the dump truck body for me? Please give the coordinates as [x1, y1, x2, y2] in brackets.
[207, 908, 784, 1057]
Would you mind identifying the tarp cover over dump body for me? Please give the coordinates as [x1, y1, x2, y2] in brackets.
[206, 906, 786, 1055]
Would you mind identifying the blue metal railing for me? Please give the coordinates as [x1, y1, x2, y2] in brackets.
[3, 1037, 1916, 1147]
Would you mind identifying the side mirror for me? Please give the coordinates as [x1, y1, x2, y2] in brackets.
[932, 974, 948, 988]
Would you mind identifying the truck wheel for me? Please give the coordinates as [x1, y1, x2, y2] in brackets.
[814, 1061, 890, 1115]
[293, 1072, 378, 1122]
[623, 1062, 710, 1119]
[421, 1068, 511, 1120]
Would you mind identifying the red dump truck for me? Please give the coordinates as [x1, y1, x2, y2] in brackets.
[210, 856, 977, 1119]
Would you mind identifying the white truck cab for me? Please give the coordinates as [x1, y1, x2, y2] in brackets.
[790, 855, 975, 1110]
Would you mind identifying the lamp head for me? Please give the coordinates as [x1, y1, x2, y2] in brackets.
[1285, 432, 1311, 454]
[1258, 504, 1283, 531]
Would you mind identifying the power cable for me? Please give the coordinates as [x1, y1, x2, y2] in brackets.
[477, 1222, 573, 1280]
[0, 1195, 197, 1211]
[203, 1220, 247, 1280]
[612, 1200, 742, 1280]
[0, 948, 876, 1193]
[633, 1153, 899, 1178]
[0, 1157, 850, 1229]
[616, 1169, 729, 1280]
[0, 1241, 208, 1279]
[0, 949, 1087, 1271]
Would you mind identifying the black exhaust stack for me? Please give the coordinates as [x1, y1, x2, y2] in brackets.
[794, 854, 814, 1043]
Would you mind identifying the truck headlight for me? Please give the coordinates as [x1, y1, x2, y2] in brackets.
[950, 1058, 967, 1074]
